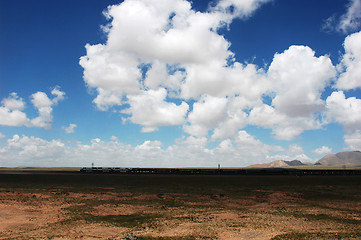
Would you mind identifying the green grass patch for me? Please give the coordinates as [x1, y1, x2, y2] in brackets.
[85, 213, 159, 228]
[63, 203, 160, 228]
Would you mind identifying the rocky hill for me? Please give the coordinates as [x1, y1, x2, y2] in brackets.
[247, 151, 361, 168]
[315, 151, 361, 166]
[248, 160, 305, 168]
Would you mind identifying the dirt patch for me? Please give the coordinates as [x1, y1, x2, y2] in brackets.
[212, 211, 239, 221]
[67, 192, 120, 201]
[91, 204, 154, 216]
[252, 190, 302, 203]
[218, 229, 276, 240]
[133, 193, 161, 201]
[1, 174, 360, 239]
[0, 202, 67, 238]
[50, 223, 129, 239]
[143, 221, 218, 239]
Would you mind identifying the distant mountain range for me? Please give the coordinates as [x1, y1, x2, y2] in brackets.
[247, 151, 361, 168]
[315, 151, 361, 166]
[247, 160, 305, 168]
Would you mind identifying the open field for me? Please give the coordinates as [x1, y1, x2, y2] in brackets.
[281, 165, 361, 170]
[0, 167, 81, 172]
[0, 172, 360, 239]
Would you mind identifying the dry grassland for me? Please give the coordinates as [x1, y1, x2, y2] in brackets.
[0, 172, 360, 239]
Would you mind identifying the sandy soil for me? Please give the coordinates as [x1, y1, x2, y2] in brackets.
[1, 173, 361, 240]
[0, 188, 360, 240]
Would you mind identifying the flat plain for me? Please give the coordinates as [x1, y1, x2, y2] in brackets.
[0, 171, 360, 239]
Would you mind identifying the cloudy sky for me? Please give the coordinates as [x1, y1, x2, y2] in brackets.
[1, 0, 361, 167]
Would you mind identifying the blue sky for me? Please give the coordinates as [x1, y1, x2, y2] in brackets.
[1, 0, 361, 167]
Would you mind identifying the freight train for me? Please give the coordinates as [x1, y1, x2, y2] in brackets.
[80, 167, 361, 175]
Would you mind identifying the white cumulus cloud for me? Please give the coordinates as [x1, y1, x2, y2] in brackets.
[338, 0, 361, 33]
[29, 87, 66, 129]
[1, 92, 26, 111]
[322, 0, 361, 34]
[51, 86, 66, 104]
[336, 30, 361, 90]
[0, 87, 65, 129]
[124, 88, 189, 132]
[313, 146, 333, 155]
[267, 144, 313, 163]
[63, 123, 77, 134]
[326, 91, 361, 132]
[344, 130, 361, 150]
[79, 0, 271, 133]
[0, 93, 29, 127]
[0, 132, 291, 168]
[184, 95, 228, 137]
[249, 45, 336, 140]
[212, 0, 272, 20]
[135, 140, 162, 151]
[211, 96, 249, 140]
[268, 45, 336, 118]
[79, 0, 361, 144]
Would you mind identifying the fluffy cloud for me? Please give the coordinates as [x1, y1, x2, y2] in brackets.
[326, 91, 361, 132]
[313, 146, 333, 155]
[212, 0, 271, 20]
[268, 46, 336, 118]
[80, 43, 141, 98]
[248, 45, 336, 140]
[338, 0, 361, 33]
[211, 130, 280, 166]
[92, 89, 123, 111]
[79, 0, 360, 143]
[124, 88, 189, 132]
[184, 95, 228, 137]
[344, 130, 361, 150]
[267, 144, 313, 163]
[63, 123, 77, 134]
[326, 90, 361, 151]
[0, 132, 287, 168]
[51, 86, 66, 104]
[29, 87, 66, 129]
[0, 134, 65, 166]
[180, 61, 267, 100]
[211, 97, 249, 140]
[0, 93, 29, 127]
[144, 61, 185, 94]
[135, 140, 162, 150]
[182, 45, 337, 140]
[248, 103, 318, 140]
[80, 0, 270, 132]
[336, 30, 361, 90]
[322, 0, 361, 34]
[30, 92, 54, 129]
[1, 92, 26, 111]
[79, 0, 232, 102]
[0, 87, 65, 129]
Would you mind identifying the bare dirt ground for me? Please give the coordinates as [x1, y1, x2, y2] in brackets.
[0, 173, 360, 239]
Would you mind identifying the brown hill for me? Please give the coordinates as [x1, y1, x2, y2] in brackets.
[315, 151, 361, 166]
[248, 160, 305, 168]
